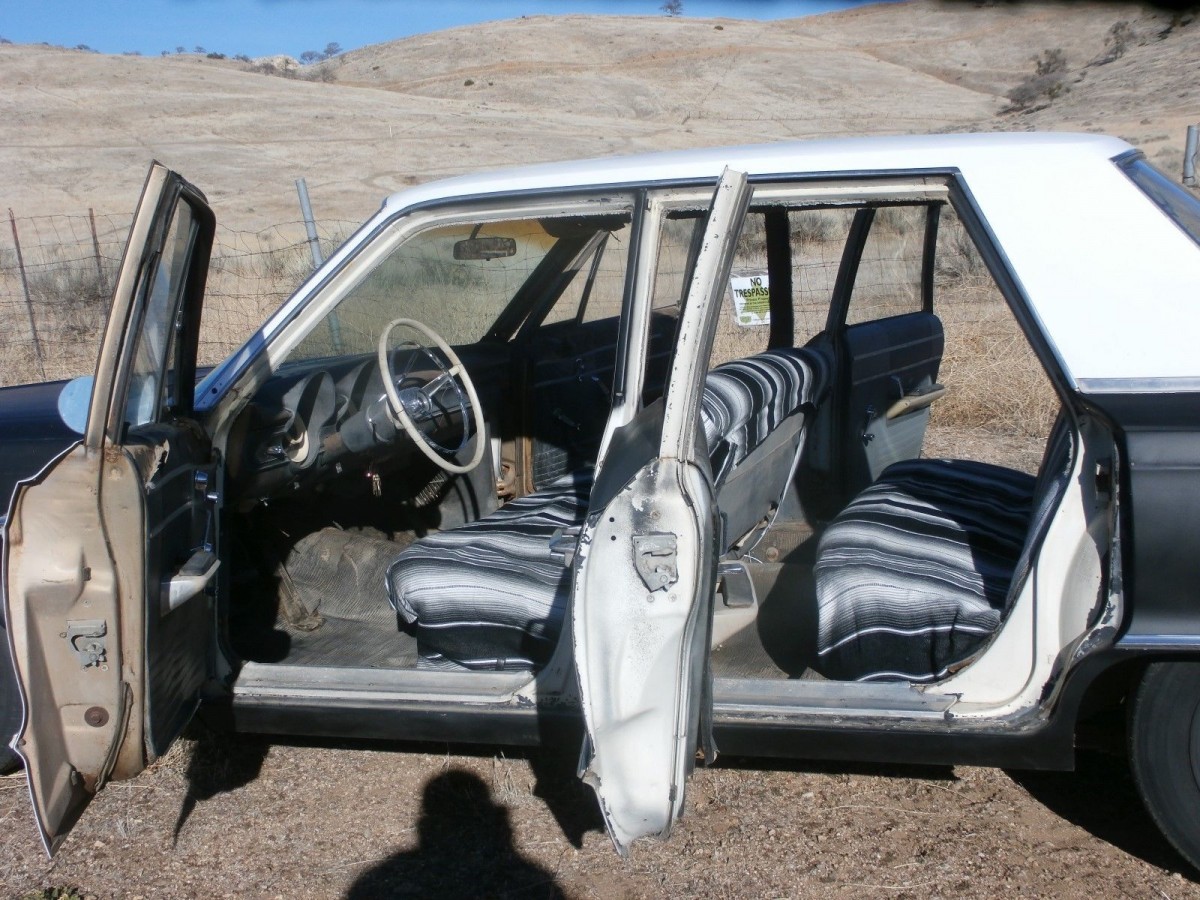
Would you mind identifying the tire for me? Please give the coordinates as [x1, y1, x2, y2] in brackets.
[1129, 661, 1200, 872]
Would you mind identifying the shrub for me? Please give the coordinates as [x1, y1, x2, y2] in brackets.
[300, 64, 337, 83]
[1090, 20, 1137, 66]
[1006, 49, 1070, 112]
[1032, 48, 1067, 76]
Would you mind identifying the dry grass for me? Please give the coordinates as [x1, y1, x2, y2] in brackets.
[933, 278, 1058, 439]
[0, 220, 355, 387]
[931, 216, 1059, 446]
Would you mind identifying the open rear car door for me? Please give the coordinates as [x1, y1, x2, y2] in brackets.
[573, 168, 751, 854]
[4, 163, 216, 853]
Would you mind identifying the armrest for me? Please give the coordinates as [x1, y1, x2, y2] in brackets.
[886, 384, 946, 420]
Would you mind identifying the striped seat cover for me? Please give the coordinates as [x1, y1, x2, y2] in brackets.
[700, 348, 830, 487]
[386, 346, 828, 670]
[813, 458, 1038, 683]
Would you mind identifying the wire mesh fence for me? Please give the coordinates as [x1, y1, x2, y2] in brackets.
[0, 210, 359, 388]
[0, 203, 1057, 462]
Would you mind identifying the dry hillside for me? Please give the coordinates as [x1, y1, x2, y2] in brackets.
[0, 0, 1195, 232]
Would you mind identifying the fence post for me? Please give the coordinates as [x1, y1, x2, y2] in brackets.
[7, 209, 47, 380]
[295, 178, 325, 269]
[1184, 125, 1198, 187]
[295, 177, 342, 352]
[88, 207, 106, 292]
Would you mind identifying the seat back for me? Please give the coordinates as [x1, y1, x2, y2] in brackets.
[699, 346, 831, 547]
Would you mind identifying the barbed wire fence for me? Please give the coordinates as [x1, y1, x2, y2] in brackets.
[0, 209, 359, 388]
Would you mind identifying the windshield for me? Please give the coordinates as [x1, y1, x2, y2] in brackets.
[289, 218, 564, 362]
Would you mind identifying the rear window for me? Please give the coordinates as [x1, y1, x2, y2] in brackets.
[1121, 157, 1200, 248]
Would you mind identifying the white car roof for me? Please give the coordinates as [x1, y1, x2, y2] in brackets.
[380, 132, 1129, 209]
[381, 132, 1200, 391]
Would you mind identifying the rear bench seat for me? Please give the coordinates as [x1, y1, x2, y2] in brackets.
[813, 414, 1074, 682]
[386, 345, 831, 671]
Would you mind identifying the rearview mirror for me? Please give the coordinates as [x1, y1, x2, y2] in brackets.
[453, 236, 516, 260]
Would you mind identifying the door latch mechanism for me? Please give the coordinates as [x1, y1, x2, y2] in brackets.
[632, 532, 679, 592]
[65, 619, 107, 668]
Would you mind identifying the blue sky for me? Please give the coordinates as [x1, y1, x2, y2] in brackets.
[1, 1, 881, 58]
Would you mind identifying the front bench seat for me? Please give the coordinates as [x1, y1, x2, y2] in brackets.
[386, 346, 830, 671]
[813, 416, 1073, 683]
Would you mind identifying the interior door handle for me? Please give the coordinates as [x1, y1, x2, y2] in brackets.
[161, 549, 219, 614]
[886, 384, 946, 420]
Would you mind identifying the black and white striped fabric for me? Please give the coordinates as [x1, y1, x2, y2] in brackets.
[701, 347, 830, 487]
[387, 346, 828, 671]
[814, 458, 1038, 683]
[386, 469, 593, 670]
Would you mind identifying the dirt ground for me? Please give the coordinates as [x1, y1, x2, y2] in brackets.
[3, 724, 1199, 899]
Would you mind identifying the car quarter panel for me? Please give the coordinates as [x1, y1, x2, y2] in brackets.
[0, 381, 80, 508]
[1084, 393, 1200, 643]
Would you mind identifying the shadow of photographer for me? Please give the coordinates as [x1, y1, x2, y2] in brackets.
[345, 768, 569, 899]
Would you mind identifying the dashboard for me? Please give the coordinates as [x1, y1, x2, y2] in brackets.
[225, 343, 511, 503]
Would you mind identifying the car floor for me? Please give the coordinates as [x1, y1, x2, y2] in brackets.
[230, 518, 828, 677]
[276, 602, 419, 668]
[231, 526, 421, 669]
[709, 523, 826, 681]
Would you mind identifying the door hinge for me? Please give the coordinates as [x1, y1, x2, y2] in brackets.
[194, 469, 220, 504]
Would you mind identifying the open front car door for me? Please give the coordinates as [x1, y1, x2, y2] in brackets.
[4, 163, 216, 853]
[573, 168, 751, 854]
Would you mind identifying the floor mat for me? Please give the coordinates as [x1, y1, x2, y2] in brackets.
[280, 615, 419, 668]
[235, 527, 420, 669]
[710, 559, 823, 680]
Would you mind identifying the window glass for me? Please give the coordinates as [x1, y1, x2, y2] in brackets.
[790, 207, 854, 342]
[540, 220, 633, 327]
[710, 211, 771, 367]
[123, 200, 197, 428]
[290, 219, 563, 362]
[645, 211, 704, 403]
[705, 207, 852, 369]
[927, 205, 1057, 473]
[1122, 157, 1200, 247]
[650, 212, 703, 313]
[845, 205, 927, 325]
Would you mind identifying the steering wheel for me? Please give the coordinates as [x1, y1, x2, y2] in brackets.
[377, 318, 486, 474]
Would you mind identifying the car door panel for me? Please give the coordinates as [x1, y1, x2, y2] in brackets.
[574, 167, 749, 853]
[5, 443, 136, 850]
[134, 422, 217, 756]
[5, 162, 215, 853]
[839, 311, 944, 498]
[573, 457, 717, 850]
